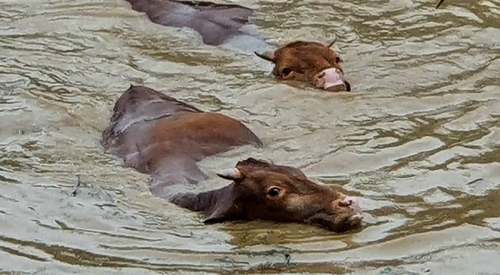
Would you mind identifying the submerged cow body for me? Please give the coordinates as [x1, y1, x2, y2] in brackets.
[124, 0, 257, 46]
[101, 85, 263, 195]
[102, 85, 363, 232]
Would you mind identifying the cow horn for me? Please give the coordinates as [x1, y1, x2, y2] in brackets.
[326, 35, 337, 48]
[216, 168, 243, 181]
[254, 51, 276, 63]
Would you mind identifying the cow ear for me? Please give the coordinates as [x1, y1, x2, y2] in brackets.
[203, 210, 228, 224]
[216, 168, 244, 182]
[254, 51, 276, 63]
[203, 202, 238, 224]
[203, 185, 242, 224]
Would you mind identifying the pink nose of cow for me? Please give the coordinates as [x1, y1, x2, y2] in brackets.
[313, 68, 347, 92]
[339, 196, 358, 207]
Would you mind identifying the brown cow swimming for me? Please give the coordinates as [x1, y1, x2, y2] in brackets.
[123, 0, 352, 92]
[254, 39, 352, 92]
[101, 85, 363, 232]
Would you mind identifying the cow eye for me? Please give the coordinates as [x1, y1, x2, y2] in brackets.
[335, 57, 342, 63]
[281, 68, 292, 76]
[267, 187, 281, 197]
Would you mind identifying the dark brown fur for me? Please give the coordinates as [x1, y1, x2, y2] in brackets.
[124, 0, 253, 45]
[171, 158, 363, 232]
[101, 85, 263, 196]
[255, 40, 352, 91]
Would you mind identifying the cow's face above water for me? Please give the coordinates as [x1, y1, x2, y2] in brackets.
[171, 158, 363, 232]
[255, 38, 351, 92]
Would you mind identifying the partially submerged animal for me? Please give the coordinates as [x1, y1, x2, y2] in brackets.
[101, 85, 363, 232]
[124, 0, 256, 46]
[123, 0, 352, 92]
[172, 158, 363, 232]
[101, 85, 263, 195]
[254, 38, 352, 92]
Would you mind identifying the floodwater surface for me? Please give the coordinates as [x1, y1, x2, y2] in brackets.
[1, 0, 500, 274]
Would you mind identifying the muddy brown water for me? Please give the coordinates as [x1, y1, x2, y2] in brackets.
[1, 0, 500, 274]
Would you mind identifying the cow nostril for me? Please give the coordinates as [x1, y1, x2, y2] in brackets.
[281, 68, 292, 76]
[317, 72, 325, 79]
[339, 200, 351, 207]
[339, 197, 357, 207]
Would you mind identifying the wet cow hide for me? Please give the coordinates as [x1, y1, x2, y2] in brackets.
[101, 85, 263, 198]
